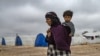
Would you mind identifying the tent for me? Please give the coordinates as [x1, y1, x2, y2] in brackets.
[15, 35, 23, 46]
[1, 37, 6, 45]
[83, 32, 100, 40]
[35, 33, 48, 47]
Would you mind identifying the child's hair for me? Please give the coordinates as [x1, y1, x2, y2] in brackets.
[45, 11, 61, 26]
[63, 10, 73, 18]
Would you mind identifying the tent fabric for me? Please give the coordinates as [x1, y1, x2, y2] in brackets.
[2, 37, 6, 45]
[15, 35, 23, 46]
[35, 33, 48, 47]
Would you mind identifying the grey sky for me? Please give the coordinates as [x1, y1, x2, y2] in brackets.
[0, 0, 100, 37]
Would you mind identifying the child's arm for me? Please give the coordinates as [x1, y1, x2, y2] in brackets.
[70, 22, 75, 36]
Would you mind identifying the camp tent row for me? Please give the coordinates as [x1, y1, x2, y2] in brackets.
[1, 35, 23, 46]
[0, 33, 48, 47]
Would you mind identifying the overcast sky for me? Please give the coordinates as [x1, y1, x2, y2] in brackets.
[0, 0, 100, 37]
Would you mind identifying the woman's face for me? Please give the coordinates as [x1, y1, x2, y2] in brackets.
[46, 18, 52, 26]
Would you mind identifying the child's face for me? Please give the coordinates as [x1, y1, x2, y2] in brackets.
[46, 18, 52, 26]
[64, 16, 72, 22]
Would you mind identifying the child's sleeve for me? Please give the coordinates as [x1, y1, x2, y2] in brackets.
[70, 22, 75, 36]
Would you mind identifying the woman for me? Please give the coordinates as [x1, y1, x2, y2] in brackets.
[45, 11, 71, 56]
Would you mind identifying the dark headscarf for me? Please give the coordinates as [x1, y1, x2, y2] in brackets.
[45, 12, 61, 26]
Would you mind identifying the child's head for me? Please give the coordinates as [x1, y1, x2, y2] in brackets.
[63, 10, 73, 22]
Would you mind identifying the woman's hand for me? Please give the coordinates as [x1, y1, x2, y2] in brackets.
[47, 28, 51, 37]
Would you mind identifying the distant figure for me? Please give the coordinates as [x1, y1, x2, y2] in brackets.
[62, 10, 75, 37]
[45, 11, 71, 56]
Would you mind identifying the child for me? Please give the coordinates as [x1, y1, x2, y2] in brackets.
[62, 10, 75, 37]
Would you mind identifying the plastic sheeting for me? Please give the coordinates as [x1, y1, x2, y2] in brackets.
[35, 33, 48, 47]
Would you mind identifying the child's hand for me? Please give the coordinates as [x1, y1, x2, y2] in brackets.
[69, 33, 72, 37]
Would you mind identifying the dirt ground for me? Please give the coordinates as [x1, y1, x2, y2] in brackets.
[0, 44, 100, 56]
